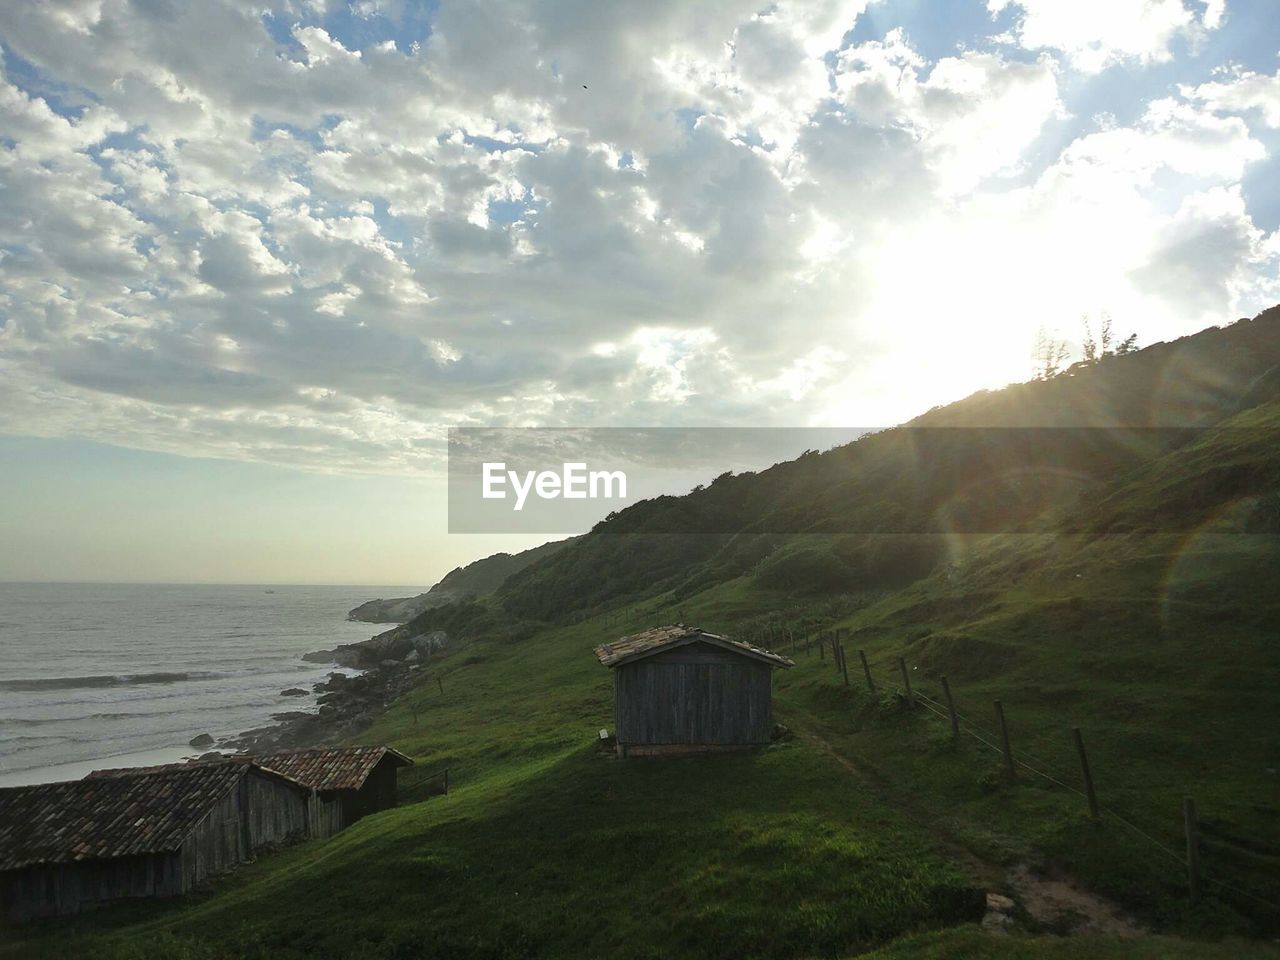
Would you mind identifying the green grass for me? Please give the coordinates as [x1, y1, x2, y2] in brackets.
[860, 928, 1280, 959]
[6, 619, 982, 960]
[692, 529, 1280, 937]
[10, 571, 1278, 958]
[8, 409, 1280, 956]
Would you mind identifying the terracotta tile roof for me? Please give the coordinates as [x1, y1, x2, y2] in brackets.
[0, 764, 272, 871]
[87, 746, 413, 794]
[594, 624, 794, 669]
[84, 756, 254, 780]
[253, 746, 413, 791]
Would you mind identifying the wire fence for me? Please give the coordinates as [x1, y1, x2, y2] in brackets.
[741, 620, 1280, 921]
[398, 765, 451, 800]
[576, 605, 1277, 920]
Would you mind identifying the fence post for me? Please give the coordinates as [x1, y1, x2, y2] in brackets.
[941, 675, 959, 737]
[819, 633, 825, 661]
[994, 700, 1014, 778]
[839, 644, 850, 686]
[1184, 797, 1202, 905]
[858, 650, 875, 692]
[1073, 727, 1100, 819]
[898, 657, 914, 708]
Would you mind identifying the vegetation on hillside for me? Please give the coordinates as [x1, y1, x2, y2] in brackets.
[348, 537, 577, 622]
[8, 307, 1280, 959]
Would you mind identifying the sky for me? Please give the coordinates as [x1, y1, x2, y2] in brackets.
[1, 0, 1278, 584]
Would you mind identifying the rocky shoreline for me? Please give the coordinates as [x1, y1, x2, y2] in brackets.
[210, 625, 451, 755]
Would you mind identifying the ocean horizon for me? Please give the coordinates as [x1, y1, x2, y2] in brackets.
[0, 582, 418, 786]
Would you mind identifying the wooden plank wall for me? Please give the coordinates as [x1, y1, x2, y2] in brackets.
[2, 853, 183, 920]
[615, 642, 773, 746]
[2, 769, 362, 918]
[178, 770, 311, 893]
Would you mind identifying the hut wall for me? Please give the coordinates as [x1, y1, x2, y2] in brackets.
[338, 757, 401, 825]
[2, 853, 182, 920]
[614, 642, 773, 748]
[308, 791, 345, 839]
[178, 770, 310, 892]
[240, 770, 310, 847]
[1, 771, 324, 920]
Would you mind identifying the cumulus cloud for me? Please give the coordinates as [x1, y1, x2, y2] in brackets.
[988, 0, 1221, 73]
[1186, 68, 1280, 127]
[0, 0, 1275, 474]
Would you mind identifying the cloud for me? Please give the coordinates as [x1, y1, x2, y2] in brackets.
[1129, 186, 1275, 313]
[1186, 68, 1280, 128]
[834, 36, 1063, 194]
[0, 1, 1275, 474]
[988, 0, 1221, 73]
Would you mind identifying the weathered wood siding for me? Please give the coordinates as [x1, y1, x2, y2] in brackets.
[340, 758, 401, 825]
[177, 770, 307, 892]
[3, 770, 344, 919]
[308, 791, 345, 839]
[2, 853, 183, 919]
[614, 641, 773, 747]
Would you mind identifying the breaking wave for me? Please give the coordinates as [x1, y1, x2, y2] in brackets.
[0, 672, 221, 692]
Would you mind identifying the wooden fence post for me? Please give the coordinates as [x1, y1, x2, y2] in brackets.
[859, 650, 875, 692]
[898, 657, 914, 708]
[1184, 797, 1202, 905]
[1073, 727, 1099, 819]
[839, 644, 850, 686]
[941, 675, 959, 736]
[994, 700, 1014, 778]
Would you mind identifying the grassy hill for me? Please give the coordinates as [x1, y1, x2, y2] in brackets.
[347, 537, 577, 623]
[7, 307, 1280, 959]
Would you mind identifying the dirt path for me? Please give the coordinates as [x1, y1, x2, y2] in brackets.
[786, 713, 1144, 937]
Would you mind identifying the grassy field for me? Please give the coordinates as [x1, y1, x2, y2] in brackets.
[7, 403, 1279, 957]
[7, 617, 984, 960]
[7, 550, 1278, 959]
[685, 530, 1280, 937]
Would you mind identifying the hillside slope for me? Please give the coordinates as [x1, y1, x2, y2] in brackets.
[9, 307, 1279, 959]
[348, 536, 577, 622]
[487, 307, 1280, 624]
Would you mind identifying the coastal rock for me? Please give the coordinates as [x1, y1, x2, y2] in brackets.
[234, 637, 435, 754]
[189, 733, 215, 748]
[301, 627, 450, 669]
[982, 892, 1017, 932]
[280, 687, 309, 697]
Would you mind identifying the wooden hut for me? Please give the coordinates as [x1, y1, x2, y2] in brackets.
[594, 625, 793, 757]
[0, 762, 315, 920]
[251, 746, 413, 828]
[86, 745, 414, 837]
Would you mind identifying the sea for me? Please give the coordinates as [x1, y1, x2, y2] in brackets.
[0, 583, 416, 787]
